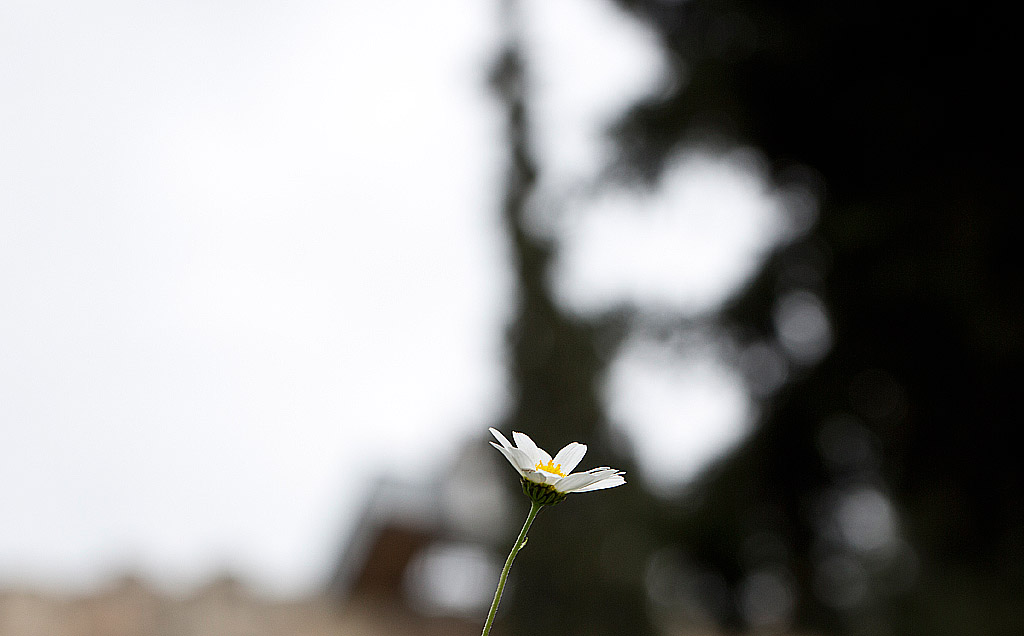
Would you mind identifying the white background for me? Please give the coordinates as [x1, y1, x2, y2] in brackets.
[0, 0, 787, 595]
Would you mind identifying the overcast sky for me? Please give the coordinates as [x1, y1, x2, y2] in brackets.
[0, 0, 788, 595]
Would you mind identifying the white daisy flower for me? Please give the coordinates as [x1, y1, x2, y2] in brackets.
[489, 427, 626, 504]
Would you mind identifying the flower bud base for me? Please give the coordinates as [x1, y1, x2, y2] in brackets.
[521, 478, 566, 506]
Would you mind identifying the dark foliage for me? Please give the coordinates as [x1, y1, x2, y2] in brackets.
[604, 1, 1022, 634]
[491, 0, 1021, 634]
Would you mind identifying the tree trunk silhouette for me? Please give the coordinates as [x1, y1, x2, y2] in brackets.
[488, 2, 658, 634]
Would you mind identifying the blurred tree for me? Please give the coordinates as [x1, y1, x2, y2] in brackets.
[598, 1, 1023, 635]
[488, 2, 659, 635]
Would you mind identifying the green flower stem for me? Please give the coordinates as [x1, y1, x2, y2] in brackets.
[480, 500, 543, 636]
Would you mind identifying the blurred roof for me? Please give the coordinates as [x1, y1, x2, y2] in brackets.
[327, 437, 512, 609]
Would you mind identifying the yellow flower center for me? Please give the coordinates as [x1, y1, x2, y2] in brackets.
[535, 459, 565, 477]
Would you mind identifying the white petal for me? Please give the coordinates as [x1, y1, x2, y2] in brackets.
[574, 474, 626, 492]
[515, 448, 540, 472]
[513, 431, 551, 465]
[551, 442, 587, 474]
[583, 466, 613, 473]
[489, 427, 514, 450]
[554, 468, 619, 493]
[551, 474, 591, 493]
[522, 469, 559, 485]
[491, 429, 537, 471]
[490, 442, 526, 475]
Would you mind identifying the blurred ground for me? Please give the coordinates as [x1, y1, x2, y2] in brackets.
[0, 576, 480, 636]
[0, 576, 820, 636]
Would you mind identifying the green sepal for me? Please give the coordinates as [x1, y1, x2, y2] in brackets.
[521, 477, 567, 506]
